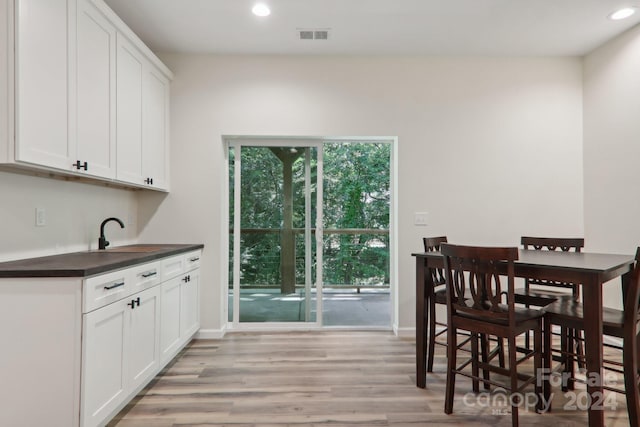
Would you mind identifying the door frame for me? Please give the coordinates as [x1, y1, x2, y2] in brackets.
[221, 135, 398, 332]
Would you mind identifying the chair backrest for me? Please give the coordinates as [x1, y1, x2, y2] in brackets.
[441, 243, 519, 325]
[521, 236, 584, 294]
[623, 247, 640, 328]
[423, 236, 448, 287]
[521, 236, 584, 253]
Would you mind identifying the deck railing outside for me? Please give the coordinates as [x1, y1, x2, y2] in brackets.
[230, 228, 390, 291]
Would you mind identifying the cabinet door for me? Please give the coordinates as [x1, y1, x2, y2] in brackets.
[0, 0, 9, 157]
[82, 299, 129, 427]
[142, 66, 169, 190]
[128, 286, 161, 392]
[160, 276, 182, 363]
[15, 0, 71, 170]
[115, 33, 144, 184]
[75, 0, 116, 178]
[180, 268, 200, 342]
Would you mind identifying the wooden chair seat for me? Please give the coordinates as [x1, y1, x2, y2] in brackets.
[456, 301, 545, 325]
[514, 287, 572, 307]
[545, 300, 628, 335]
[433, 288, 447, 304]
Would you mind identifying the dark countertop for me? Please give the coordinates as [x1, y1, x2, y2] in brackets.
[0, 244, 204, 278]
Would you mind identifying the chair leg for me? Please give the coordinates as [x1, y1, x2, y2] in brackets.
[480, 333, 491, 390]
[445, 326, 458, 415]
[560, 326, 570, 392]
[498, 337, 505, 368]
[574, 329, 585, 370]
[566, 327, 576, 391]
[623, 331, 640, 426]
[427, 298, 437, 373]
[543, 316, 552, 409]
[471, 332, 480, 393]
[508, 334, 519, 427]
[534, 324, 544, 413]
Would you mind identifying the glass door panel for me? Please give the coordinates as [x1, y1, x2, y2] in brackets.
[231, 144, 319, 323]
[321, 142, 391, 326]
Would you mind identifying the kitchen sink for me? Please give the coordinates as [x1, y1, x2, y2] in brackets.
[104, 246, 163, 253]
[88, 246, 163, 253]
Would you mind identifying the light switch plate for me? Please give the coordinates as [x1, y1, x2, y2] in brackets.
[35, 207, 46, 227]
[414, 212, 428, 226]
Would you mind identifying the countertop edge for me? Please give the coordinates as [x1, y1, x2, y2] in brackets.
[0, 244, 204, 278]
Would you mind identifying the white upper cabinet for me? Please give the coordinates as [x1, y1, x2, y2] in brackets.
[116, 33, 169, 191]
[1, 0, 172, 190]
[15, 0, 71, 170]
[142, 66, 169, 190]
[74, 0, 116, 179]
[115, 33, 144, 185]
[0, 0, 9, 157]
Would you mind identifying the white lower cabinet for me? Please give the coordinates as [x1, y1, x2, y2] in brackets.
[82, 296, 129, 427]
[0, 248, 202, 427]
[160, 260, 201, 364]
[127, 285, 161, 392]
[160, 275, 182, 363]
[82, 285, 161, 427]
[81, 252, 200, 427]
[180, 268, 200, 339]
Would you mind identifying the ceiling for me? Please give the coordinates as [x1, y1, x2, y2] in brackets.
[103, 0, 640, 56]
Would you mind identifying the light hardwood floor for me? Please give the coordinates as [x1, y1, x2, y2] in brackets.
[109, 331, 631, 426]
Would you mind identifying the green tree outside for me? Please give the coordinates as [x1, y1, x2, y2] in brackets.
[229, 142, 390, 290]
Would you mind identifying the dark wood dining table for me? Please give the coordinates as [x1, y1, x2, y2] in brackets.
[413, 248, 635, 427]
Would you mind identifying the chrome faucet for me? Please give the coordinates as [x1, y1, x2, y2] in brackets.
[99, 217, 125, 250]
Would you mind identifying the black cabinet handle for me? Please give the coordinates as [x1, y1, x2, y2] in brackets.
[141, 271, 157, 278]
[182, 275, 191, 283]
[104, 281, 125, 290]
[189, 257, 200, 262]
[144, 177, 154, 185]
[73, 160, 88, 171]
[128, 297, 141, 308]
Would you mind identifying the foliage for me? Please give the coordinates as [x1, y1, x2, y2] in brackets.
[229, 142, 390, 288]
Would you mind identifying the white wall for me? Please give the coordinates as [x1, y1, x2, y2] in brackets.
[584, 24, 640, 308]
[0, 170, 138, 262]
[141, 54, 584, 334]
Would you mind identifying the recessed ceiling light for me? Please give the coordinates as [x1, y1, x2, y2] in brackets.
[609, 7, 636, 20]
[252, 3, 271, 17]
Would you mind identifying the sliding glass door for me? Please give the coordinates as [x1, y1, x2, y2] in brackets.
[227, 137, 392, 328]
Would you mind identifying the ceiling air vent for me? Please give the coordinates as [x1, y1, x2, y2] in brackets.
[314, 30, 329, 40]
[298, 29, 330, 40]
[299, 30, 314, 40]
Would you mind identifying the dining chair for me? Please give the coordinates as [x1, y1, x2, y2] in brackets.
[543, 247, 640, 425]
[423, 236, 452, 372]
[516, 237, 584, 303]
[515, 236, 585, 381]
[423, 237, 501, 383]
[441, 243, 544, 427]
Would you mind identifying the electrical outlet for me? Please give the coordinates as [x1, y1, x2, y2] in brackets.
[35, 207, 46, 227]
[414, 212, 428, 226]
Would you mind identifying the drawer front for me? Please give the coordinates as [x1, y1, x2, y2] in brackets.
[129, 261, 162, 294]
[161, 254, 185, 281]
[83, 269, 130, 313]
[184, 250, 202, 272]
